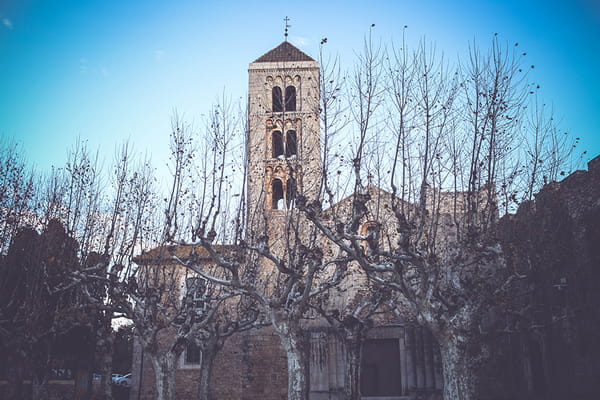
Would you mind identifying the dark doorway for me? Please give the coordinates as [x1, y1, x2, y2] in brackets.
[360, 339, 402, 396]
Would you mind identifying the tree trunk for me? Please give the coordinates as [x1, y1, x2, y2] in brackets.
[342, 325, 364, 400]
[150, 352, 178, 400]
[31, 374, 48, 400]
[31, 340, 51, 400]
[197, 345, 218, 400]
[98, 340, 114, 400]
[97, 319, 115, 400]
[5, 351, 25, 400]
[438, 333, 479, 400]
[272, 318, 309, 400]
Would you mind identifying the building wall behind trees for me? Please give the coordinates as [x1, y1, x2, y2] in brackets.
[489, 155, 600, 400]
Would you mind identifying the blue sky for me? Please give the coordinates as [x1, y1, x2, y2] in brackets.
[1, 0, 599, 179]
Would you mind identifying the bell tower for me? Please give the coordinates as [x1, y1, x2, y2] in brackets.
[246, 41, 321, 239]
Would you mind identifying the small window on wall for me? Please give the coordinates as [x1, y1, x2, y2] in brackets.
[272, 87, 283, 112]
[272, 179, 284, 210]
[186, 277, 206, 313]
[360, 339, 401, 396]
[361, 222, 380, 255]
[285, 86, 296, 111]
[285, 130, 297, 157]
[183, 342, 201, 367]
[272, 131, 284, 158]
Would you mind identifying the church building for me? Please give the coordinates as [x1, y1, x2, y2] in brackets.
[130, 40, 443, 400]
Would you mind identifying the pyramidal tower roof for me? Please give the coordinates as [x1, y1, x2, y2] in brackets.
[253, 41, 315, 63]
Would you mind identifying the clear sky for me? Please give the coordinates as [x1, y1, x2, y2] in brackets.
[1, 0, 599, 180]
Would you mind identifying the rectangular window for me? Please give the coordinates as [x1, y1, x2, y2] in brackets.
[182, 342, 202, 367]
[186, 277, 206, 313]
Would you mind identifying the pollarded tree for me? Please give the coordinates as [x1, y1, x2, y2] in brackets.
[118, 113, 265, 400]
[128, 243, 261, 400]
[311, 277, 396, 400]
[300, 32, 579, 400]
[0, 220, 80, 400]
[59, 140, 160, 400]
[159, 94, 350, 400]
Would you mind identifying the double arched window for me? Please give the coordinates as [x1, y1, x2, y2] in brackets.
[271, 177, 297, 210]
[272, 86, 296, 112]
[272, 130, 297, 158]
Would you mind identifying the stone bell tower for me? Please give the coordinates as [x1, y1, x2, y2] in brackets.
[246, 41, 321, 240]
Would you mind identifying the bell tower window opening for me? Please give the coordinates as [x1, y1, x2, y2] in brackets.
[272, 86, 283, 112]
[285, 130, 297, 157]
[285, 86, 296, 111]
[272, 130, 284, 158]
[272, 179, 284, 210]
[286, 178, 296, 209]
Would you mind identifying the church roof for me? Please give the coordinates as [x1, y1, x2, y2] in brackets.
[253, 41, 315, 63]
[134, 244, 240, 265]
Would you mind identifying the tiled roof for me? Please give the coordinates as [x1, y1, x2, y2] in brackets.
[134, 244, 240, 265]
[254, 41, 315, 63]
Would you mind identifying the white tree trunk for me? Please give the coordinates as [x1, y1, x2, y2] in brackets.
[198, 346, 217, 400]
[150, 352, 178, 400]
[272, 317, 309, 400]
[438, 333, 479, 400]
[5, 352, 24, 400]
[30, 374, 48, 400]
[97, 320, 114, 400]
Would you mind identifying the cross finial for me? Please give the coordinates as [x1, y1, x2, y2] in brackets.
[284, 16, 291, 41]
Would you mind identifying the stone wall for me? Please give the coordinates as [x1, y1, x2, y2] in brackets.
[488, 155, 600, 400]
[130, 326, 288, 400]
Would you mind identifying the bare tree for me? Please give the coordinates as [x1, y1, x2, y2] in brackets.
[126, 242, 261, 400]
[311, 277, 394, 400]
[45, 139, 161, 399]
[0, 140, 38, 253]
[298, 33, 578, 400]
[146, 87, 351, 400]
[0, 221, 80, 400]
[119, 111, 264, 400]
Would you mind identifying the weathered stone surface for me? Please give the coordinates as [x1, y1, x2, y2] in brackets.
[489, 155, 600, 400]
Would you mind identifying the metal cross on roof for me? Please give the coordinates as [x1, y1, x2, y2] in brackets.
[284, 16, 291, 41]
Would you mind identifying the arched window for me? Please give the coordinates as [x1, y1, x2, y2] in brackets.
[361, 222, 380, 255]
[285, 130, 297, 157]
[286, 178, 296, 209]
[272, 179, 284, 210]
[272, 87, 283, 112]
[285, 86, 296, 111]
[272, 131, 284, 158]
